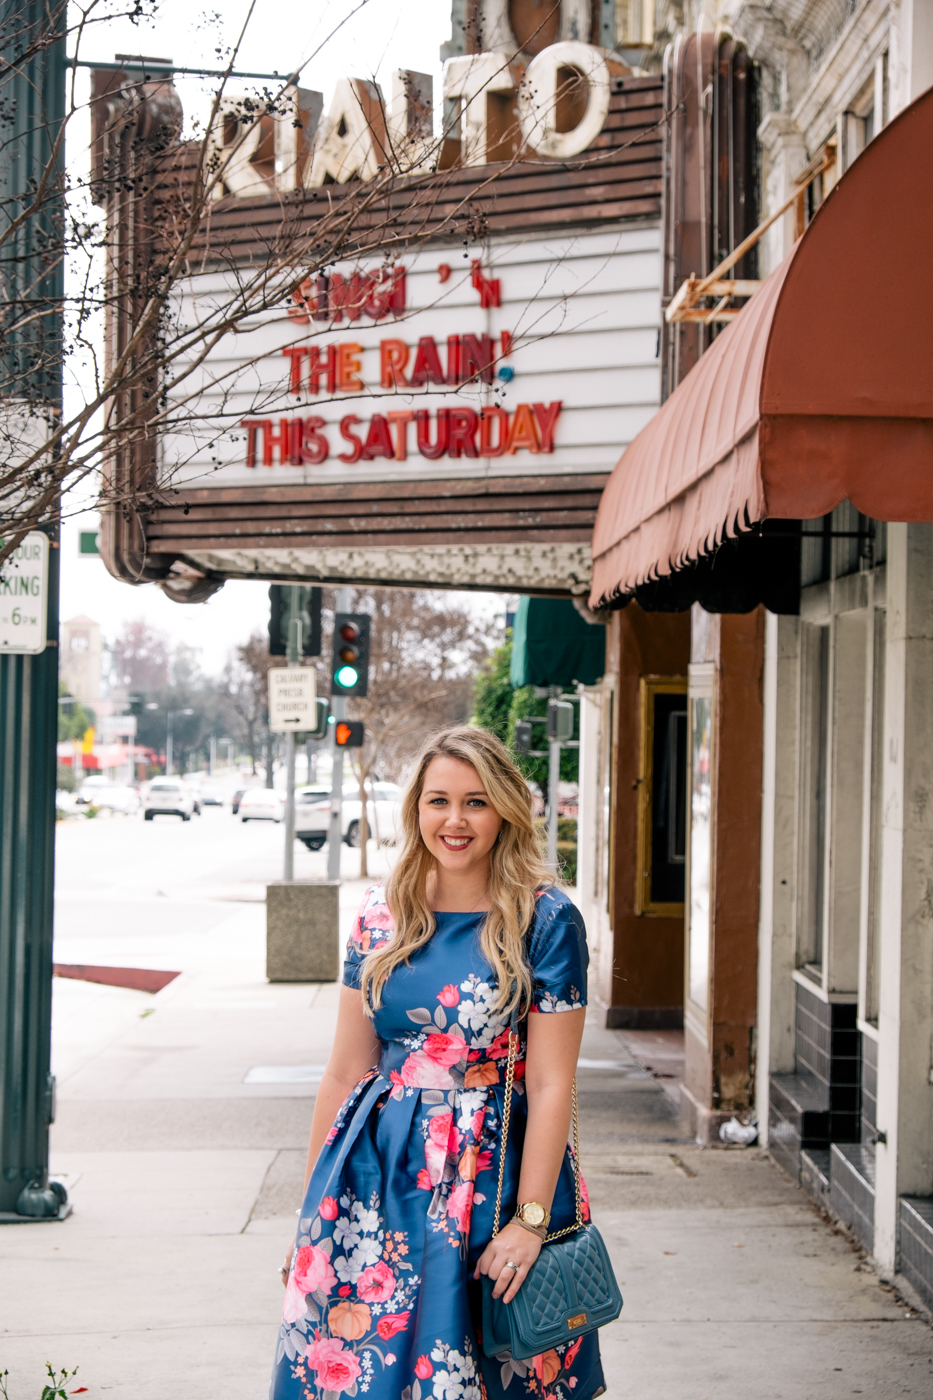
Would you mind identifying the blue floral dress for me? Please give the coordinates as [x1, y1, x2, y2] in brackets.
[270, 884, 604, 1400]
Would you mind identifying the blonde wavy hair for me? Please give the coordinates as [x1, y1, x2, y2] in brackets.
[359, 726, 553, 1016]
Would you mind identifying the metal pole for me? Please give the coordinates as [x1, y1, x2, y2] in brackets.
[327, 586, 351, 882]
[282, 586, 303, 881]
[209, 734, 216, 777]
[166, 711, 173, 775]
[284, 731, 296, 880]
[0, 1, 68, 1219]
[547, 737, 561, 874]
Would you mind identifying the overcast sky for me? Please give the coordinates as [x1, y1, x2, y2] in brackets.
[61, 0, 499, 677]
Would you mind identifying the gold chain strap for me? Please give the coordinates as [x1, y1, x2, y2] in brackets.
[490, 1026, 583, 1242]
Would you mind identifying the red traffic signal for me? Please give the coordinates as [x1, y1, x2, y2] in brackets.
[334, 720, 365, 748]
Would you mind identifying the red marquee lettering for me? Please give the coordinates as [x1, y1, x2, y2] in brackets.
[532, 401, 562, 453]
[387, 410, 414, 460]
[301, 417, 329, 464]
[478, 407, 508, 458]
[446, 335, 461, 385]
[242, 419, 264, 468]
[336, 343, 364, 393]
[409, 337, 446, 388]
[361, 415, 394, 461]
[282, 347, 306, 393]
[308, 345, 337, 395]
[461, 334, 495, 385]
[380, 339, 410, 388]
[447, 407, 479, 458]
[506, 404, 539, 455]
[416, 408, 450, 459]
[338, 415, 364, 463]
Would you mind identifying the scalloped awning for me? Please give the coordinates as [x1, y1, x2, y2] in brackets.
[590, 85, 933, 608]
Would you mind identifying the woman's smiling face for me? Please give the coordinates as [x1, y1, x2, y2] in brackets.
[418, 755, 503, 876]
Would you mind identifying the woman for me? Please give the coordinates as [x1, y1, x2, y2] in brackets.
[271, 726, 604, 1400]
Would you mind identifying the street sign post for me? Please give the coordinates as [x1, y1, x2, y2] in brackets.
[0, 531, 49, 655]
[268, 666, 317, 733]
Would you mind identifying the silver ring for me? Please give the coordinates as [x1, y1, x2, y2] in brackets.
[504, 1260, 520, 1271]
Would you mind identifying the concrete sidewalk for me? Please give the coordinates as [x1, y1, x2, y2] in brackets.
[1, 818, 931, 1397]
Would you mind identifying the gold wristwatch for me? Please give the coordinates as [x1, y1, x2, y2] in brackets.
[515, 1201, 550, 1231]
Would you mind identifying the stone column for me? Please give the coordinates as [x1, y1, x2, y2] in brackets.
[757, 112, 807, 277]
[874, 524, 933, 1274]
[756, 612, 801, 1147]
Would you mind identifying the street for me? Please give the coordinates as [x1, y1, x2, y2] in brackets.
[0, 809, 930, 1397]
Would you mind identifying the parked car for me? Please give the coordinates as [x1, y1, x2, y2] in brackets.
[231, 788, 248, 815]
[79, 782, 141, 816]
[294, 782, 402, 851]
[144, 779, 196, 821]
[75, 775, 111, 805]
[239, 788, 285, 823]
[184, 784, 202, 816]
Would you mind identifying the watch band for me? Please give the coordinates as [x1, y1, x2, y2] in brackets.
[510, 1214, 547, 1240]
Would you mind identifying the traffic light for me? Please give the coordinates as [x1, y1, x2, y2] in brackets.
[127, 693, 144, 716]
[334, 719, 365, 748]
[269, 585, 322, 657]
[331, 613, 371, 697]
[514, 720, 533, 753]
[308, 698, 329, 740]
[546, 699, 574, 742]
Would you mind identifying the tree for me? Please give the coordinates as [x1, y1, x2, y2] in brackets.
[472, 637, 514, 746]
[57, 680, 95, 742]
[221, 631, 284, 778]
[112, 618, 170, 691]
[470, 634, 579, 791]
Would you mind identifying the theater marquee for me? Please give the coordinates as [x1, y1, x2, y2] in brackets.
[98, 64, 664, 598]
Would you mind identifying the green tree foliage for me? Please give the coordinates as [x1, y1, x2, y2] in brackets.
[471, 638, 579, 790]
[57, 681, 95, 743]
[472, 638, 514, 745]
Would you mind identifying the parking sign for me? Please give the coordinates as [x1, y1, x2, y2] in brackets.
[268, 666, 317, 732]
[0, 532, 48, 655]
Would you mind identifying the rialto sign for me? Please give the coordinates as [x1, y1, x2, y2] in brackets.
[137, 22, 663, 597]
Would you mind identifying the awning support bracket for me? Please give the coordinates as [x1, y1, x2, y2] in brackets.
[665, 143, 837, 325]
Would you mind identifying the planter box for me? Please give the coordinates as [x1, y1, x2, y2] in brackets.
[266, 880, 340, 982]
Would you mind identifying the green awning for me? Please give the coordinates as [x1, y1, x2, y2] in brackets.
[510, 597, 606, 688]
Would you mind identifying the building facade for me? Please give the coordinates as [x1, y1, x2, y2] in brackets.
[590, 0, 933, 1309]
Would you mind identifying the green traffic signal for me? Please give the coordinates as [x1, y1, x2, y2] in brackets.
[331, 613, 371, 697]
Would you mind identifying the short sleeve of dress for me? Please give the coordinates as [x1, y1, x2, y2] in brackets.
[341, 884, 394, 990]
[527, 889, 588, 1013]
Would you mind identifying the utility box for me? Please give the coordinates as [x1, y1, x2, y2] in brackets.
[266, 880, 340, 982]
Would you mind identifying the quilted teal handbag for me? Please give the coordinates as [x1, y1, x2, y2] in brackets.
[479, 1019, 623, 1360]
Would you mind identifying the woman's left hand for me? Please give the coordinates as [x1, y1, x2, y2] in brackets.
[473, 1221, 542, 1304]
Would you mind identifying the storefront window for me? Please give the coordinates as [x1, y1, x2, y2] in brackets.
[688, 688, 713, 1011]
[636, 678, 687, 915]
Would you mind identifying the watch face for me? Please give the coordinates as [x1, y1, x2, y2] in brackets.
[523, 1203, 546, 1226]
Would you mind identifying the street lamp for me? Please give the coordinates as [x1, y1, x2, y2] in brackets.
[145, 704, 194, 775]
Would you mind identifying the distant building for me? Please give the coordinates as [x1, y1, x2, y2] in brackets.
[60, 615, 102, 703]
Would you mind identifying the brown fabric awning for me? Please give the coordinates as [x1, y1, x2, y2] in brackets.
[590, 86, 933, 608]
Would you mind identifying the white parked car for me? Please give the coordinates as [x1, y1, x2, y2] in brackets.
[79, 782, 141, 816]
[239, 787, 285, 823]
[75, 775, 110, 805]
[144, 779, 196, 821]
[294, 782, 402, 851]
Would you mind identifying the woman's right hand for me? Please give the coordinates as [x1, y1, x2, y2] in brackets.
[281, 1237, 294, 1288]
